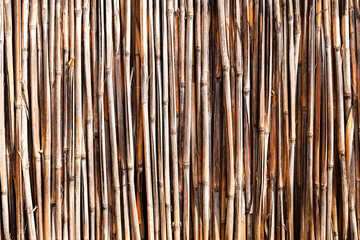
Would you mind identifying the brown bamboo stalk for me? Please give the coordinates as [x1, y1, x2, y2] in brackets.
[29, 0, 42, 238]
[332, 0, 349, 238]
[217, 0, 235, 239]
[254, 0, 267, 238]
[234, 0, 244, 238]
[305, 5, 315, 238]
[191, 82, 200, 240]
[182, 0, 193, 238]
[346, 107, 358, 239]
[148, 1, 160, 238]
[323, 0, 335, 237]
[124, 0, 141, 237]
[319, 29, 327, 240]
[201, 0, 211, 239]
[21, 0, 37, 238]
[98, 0, 109, 237]
[4, 1, 14, 232]
[314, 0, 322, 238]
[287, 0, 296, 236]
[154, 0, 167, 238]
[167, 0, 181, 239]
[4, 0, 14, 162]
[104, 0, 122, 238]
[68, 0, 75, 239]
[83, 0, 95, 239]
[81, 111, 89, 239]
[355, 0, 360, 235]
[342, 0, 352, 119]
[161, 1, 173, 239]
[54, 0, 62, 239]
[0, 0, 10, 238]
[74, 0, 82, 239]
[140, 0, 155, 238]
[242, 1, 252, 238]
[14, 0, 24, 238]
[62, 0, 69, 238]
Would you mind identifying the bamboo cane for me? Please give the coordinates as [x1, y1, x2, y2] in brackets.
[314, 1, 322, 239]
[83, 0, 96, 239]
[21, 0, 37, 238]
[14, 0, 24, 238]
[54, 0, 62, 239]
[201, 0, 211, 239]
[182, 0, 193, 238]
[218, 0, 235, 239]
[147, 1, 160, 238]
[104, 0, 123, 239]
[154, 0, 167, 238]
[322, 0, 335, 237]
[332, 0, 349, 238]
[167, 0, 181, 239]
[62, 0, 69, 239]
[98, 0, 109, 238]
[29, 0, 43, 238]
[139, 0, 155, 238]
[234, 0, 244, 238]
[68, 0, 75, 239]
[124, 0, 141, 237]
[0, 0, 10, 238]
[74, 0, 83, 239]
